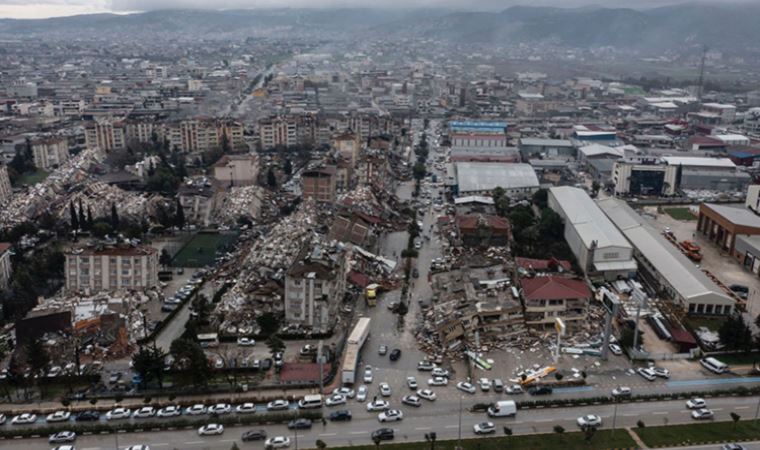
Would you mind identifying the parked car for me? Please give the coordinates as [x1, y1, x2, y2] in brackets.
[473, 422, 496, 435]
[46, 411, 71, 422]
[431, 368, 450, 378]
[379, 382, 392, 397]
[332, 387, 355, 398]
[185, 404, 207, 415]
[402, 395, 422, 407]
[478, 378, 492, 391]
[236, 403, 257, 414]
[506, 384, 523, 395]
[132, 406, 156, 418]
[371, 428, 395, 441]
[241, 430, 267, 441]
[325, 394, 346, 407]
[198, 423, 224, 436]
[612, 386, 632, 398]
[356, 385, 368, 402]
[608, 343, 623, 355]
[406, 376, 418, 389]
[207, 403, 232, 415]
[266, 399, 289, 411]
[75, 411, 99, 422]
[364, 365, 374, 383]
[637, 367, 657, 381]
[428, 376, 448, 386]
[237, 337, 256, 346]
[49, 431, 76, 444]
[329, 410, 352, 422]
[652, 367, 671, 378]
[528, 386, 553, 396]
[366, 399, 390, 411]
[456, 381, 476, 394]
[378, 345, 388, 355]
[417, 389, 437, 401]
[417, 361, 435, 371]
[157, 405, 181, 418]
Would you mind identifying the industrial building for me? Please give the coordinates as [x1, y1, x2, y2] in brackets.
[661, 156, 751, 192]
[449, 120, 508, 147]
[547, 186, 637, 280]
[697, 203, 760, 254]
[450, 146, 520, 163]
[612, 161, 678, 196]
[454, 162, 539, 198]
[518, 138, 575, 159]
[598, 198, 735, 316]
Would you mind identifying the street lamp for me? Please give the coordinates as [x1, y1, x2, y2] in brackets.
[456, 394, 462, 450]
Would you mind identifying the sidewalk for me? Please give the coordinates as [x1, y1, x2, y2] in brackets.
[626, 427, 648, 449]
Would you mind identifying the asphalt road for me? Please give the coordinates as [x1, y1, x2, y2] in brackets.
[10, 395, 760, 450]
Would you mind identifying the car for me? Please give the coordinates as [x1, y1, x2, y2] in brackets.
[237, 337, 256, 346]
[161, 303, 178, 312]
[721, 444, 746, 450]
[75, 410, 100, 422]
[207, 403, 232, 415]
[608, 343, 623, 355]
[378, 345, 388, 355]
[456, 381, 476, 394]
[406, 376, 418, 390]
[214, 358, 224, 369]
[692, 408, 714, 420]
[417, 361, 435, 371]
[686, 398, 706, 409]
[364, 365, 374, 383]
[235, 403, 257, 414]
[51, 446, 76, 450]
[473, 422, 496, 434]
[124, 446, 151, 450]
[431, 367, 450, 378]
[528, 386, 553, 396]
[577, 414, 603, 428]
[49, 431, 76, 443]
[46, 411, 71, 422]
[428, 376, 448, 386]
[157, 405, 182, 418]
[637, 367, 657, 381]
[611, 386, 632, 398]
[378, 409, 404, 422]
[402, 394, 422, 407]
[267, 399, 290, 411]
[389, 349, 402, 361]
[11, 413, 37, 425]
[478, 378, 492, 391]
[185, 404, 207, 415]
[379, 382, 392, 397]
[371, 428, 395, 441]
[264, 436, 291, 448]
[241, 430, 267, 441]
[287, 418, 312, 430]
[198, 423, 224, 435]
[366, 399, 390, 411]
[132, 406, 156, 418]
[325, 393, 347, 406]
[329, 410, 352, 421]
[652, 367, 671, 378]
[356, 385, 368, 402]
[109, 372, 123, 384]
[412, 268, 420, 278]
[417, 389, 437, 401]
[47, 366, 62, 378]
[506, 384, 523, 395]
[332, 387, 355, 399]
[729, 284, 749, 298]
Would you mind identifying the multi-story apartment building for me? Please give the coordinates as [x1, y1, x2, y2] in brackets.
[520, 276, 591, 332]
[0, 243, 12, 290]
[84, 120, 126, 152]
[0, 164, 12, 205]
[284, 242, 347, 333]
[301, 166, 337, 203]
[124, 119, 160, 145]
[167, 119, 244, 154]
[333, 132, 360, 167]
[31, 137, 70, 170]
[258, 115, 299, 149]
[212, 154, 259, 187]
[64, 245, 158, 294]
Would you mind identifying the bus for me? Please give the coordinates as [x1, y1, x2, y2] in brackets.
[197, 333, 219, 348]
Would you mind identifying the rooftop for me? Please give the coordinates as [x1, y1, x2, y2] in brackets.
[702, 203, 760, 229]
[521, 276, 591, 301]
[661, 156, 735, 169]
[455, 162, 539, 193]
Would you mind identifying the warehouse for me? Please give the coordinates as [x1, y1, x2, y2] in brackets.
[454, 162, 539, 199]
[547, 186, 637, 280]
[598, 198, 735, 316]
[661, 156, 751, 192]
[518, 138, 575, 159]
[697, 203, 760, 254]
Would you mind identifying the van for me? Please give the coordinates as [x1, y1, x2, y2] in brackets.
[487, 400, 516, 417]
[492, 379, 504, 393]
[700, 357, 728, 374]
[298, 394, 323, 409]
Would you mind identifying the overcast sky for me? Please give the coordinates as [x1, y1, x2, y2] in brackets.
[0, 0, 754, 19]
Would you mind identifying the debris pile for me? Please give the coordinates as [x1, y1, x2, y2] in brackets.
[214, 185, 265, 224]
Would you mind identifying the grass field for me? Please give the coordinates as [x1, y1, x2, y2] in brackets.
[328, 430, 636, 450]
[18, 170, 49, 186]
[665, 207, 697, 221]
[172, 232, 238, 267]
[636, 420, 760, 447]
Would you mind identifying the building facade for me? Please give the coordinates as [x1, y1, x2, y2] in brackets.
[213, 154, 259, 187]
[0, 243, 12, 290]
[31, 137, 70, 170]
[301, 166, 337, 203]
[64, 245, 159, 294]
[0, 165, 12, 205]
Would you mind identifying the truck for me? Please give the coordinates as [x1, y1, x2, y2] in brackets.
[487, 400, 517, 417]
[679, 240, 702, 261]
[341, 318, 371, 384]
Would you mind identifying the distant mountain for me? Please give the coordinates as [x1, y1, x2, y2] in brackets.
[1, 4, 759, 54]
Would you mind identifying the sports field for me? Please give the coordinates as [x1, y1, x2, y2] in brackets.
[172, 232, 238, 267]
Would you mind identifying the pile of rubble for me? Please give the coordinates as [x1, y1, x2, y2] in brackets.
[60, 181, 160, 223]
[214, 185, 265, 224]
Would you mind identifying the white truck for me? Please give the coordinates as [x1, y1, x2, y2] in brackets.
[487, 400, 517, 417]
[341, 317, 371, 384]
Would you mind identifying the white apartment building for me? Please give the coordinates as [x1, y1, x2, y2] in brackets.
[0, 243, 12, 290]
[85, 120, 126, 152]
[31, 137, 70, 170]
[0, 165, 12, 205]
[64, 245, 159, 294]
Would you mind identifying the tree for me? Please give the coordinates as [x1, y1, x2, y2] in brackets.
[169, 338, 212, 387]
[553, 425, 565, 434]
[69, 201, 79, 230]
[508, 206, 535, 232]
[503, 426, 513, 436]
[159, 249, 172, 268]
[86, 205, 94, 231]
[619, 327, 643, 352]
[584, 425, 597, 442]
[731, 412, 740, 429]
[131, 345, 167, 389]
[25, 338, 49, 378]
[492, 186, 510, 217]
[266, 168, 277, 188]
[174, 198, 185, 230]
[538, 208, 564, 240]
[284, 159, 293, 176]
[230, 443, 240, 450]
[424, 432, 437, 450]
[532, 188, 548, 209]
[77, 199, 86, 231]
[719, 314, 753, 351]
[221, 133, 230, 153]
[413, 162, 426, 181]
[637, 420, 646, 428]
[110, 202, 120, 230]
[257, 312, 280, 337]
[266, 335, 286, 359]
[315, 439, 327, 450]
[554, 372, 564, 381]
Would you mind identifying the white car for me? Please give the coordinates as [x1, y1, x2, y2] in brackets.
[235, 403, 257, 414]
[402, 395, 422, 407]
[48, 431, 76, 443]
[366, 399, 390, 411]
[47, 366, 62, 378]
[124, 446, 152, 450]
[686, 398, 706, 409]
[46, 411, 71, 422]
[364, 366, 374, 383]
[267, 399, 289, 411]
[325, 394, 347, 407]
[406, 376, 418, 389]
[577, 414, 602, 428]
[11, 413, 36, 425]
[132, 406, 156, 418]
[264, 436, 291, 448]
[611, 386, 632, 398]
[637, 367, 657, 381]
[157, 405, 181, 418]
[506, 384, 523, 395]
[692, 408, 714, 420]
[653, 367, 671, 379]
[106, 407, 132, 420]
[185, 404, 207, 415]
[473, 422, 496, 434]
[379, 382, 392, 397]
[428, 376, 448, 386]
[431, 368, 450, 378]
[198, 423, 224, 436]
[356, 385, 368, 402]
[378, 409, 404, 422]
[207, 403, 232, 415]
[456, 381, 476, 394]
[237, 337, 256, 346]
[608, 343, 623, 355]
[478, 378, 492, 391]
[417, 389, 437, 401]
[332, 387, 355, 399]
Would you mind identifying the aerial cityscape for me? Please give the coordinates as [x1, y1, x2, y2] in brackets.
[2, 1, 760, 449]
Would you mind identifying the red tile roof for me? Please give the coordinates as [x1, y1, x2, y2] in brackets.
[515, 257, 572, 272]
[455, 214, 510, 232]
[521, 276, 591, 301]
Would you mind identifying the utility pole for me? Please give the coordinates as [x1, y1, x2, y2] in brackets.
[611, 401, 619, 437]
[631, 289, 647, 364]
[456, 394, 463, 450]
[754, 397, 760, 423]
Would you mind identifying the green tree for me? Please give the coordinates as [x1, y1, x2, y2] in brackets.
[284, 159, 293, 176]
[553, 425, 565, 434]
[221, 133, 230, 153]
[131, 344, 167, 389]
[25, 338, 49, 378]
[266, 335, 286, 359]
[174, 198, 185, 230]
[412, 162, 426, 180]
[532, 188, 548, 209]
[86, 205, 94, 230]
[584, 425, 597, 442]
[267, 168, 277, 188]
[77, 199, 86, 231]
[110, 202, 120, 230]
[169, 338, 211, 387]
[538, 208, 564, 240]
[730, 412, 741, 429]
[492, 186, 510, 217]
[256, 312, 280, 337]
[719, 315, 753, 351]
[159, 249, 172, 268]
[619, 327, 643, 352]
[69, 201, 79, 230]
[315, 439, 327, 450]
[508, 206, 535, 232]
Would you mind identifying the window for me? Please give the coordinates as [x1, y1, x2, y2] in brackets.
[602, 252, 619, 259]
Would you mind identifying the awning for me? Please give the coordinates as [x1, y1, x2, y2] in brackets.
[593, 260, 638, 272]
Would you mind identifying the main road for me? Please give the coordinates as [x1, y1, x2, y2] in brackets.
[10, 395, 760, 449]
